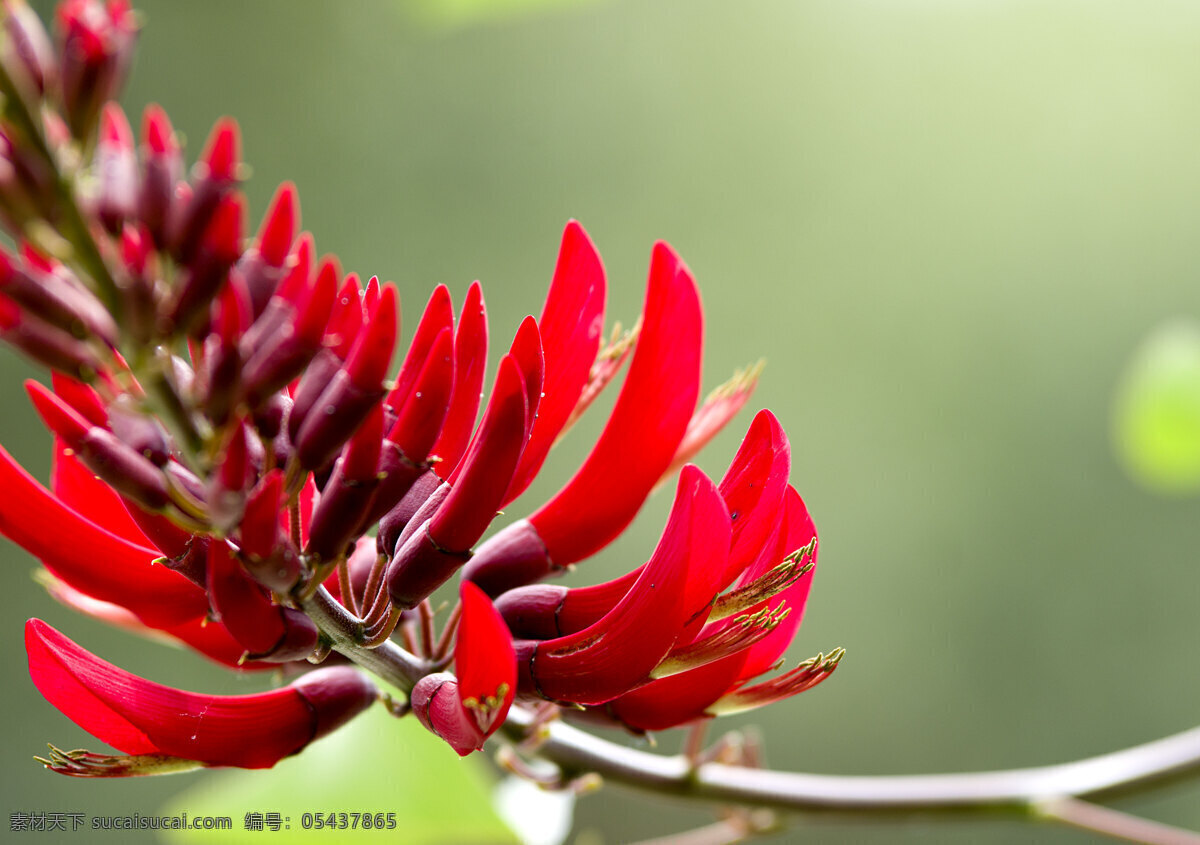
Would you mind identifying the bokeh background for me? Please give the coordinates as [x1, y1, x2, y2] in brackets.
[5, 0, 1200, 842]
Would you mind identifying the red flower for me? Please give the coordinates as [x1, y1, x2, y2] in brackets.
[411, 582, 517, 756]
[26, 619, 377, 774]
[0, 4, 840, 771]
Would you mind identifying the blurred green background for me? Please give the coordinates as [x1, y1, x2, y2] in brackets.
[5, 0, 1200, 842]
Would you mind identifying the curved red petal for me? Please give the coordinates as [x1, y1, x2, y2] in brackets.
[734, 486, 818, 682]
[528, 241, 702, 565]
[456, 581, 517, 720]
[51, 439, 153, 548]
[0, 444, 207, 628]
[525, 465, 724, 705]
[430, 355, 528, 552]
[430, 281, 487, 479]
[26, 621, 369, 768]
[387, 284, 454, 436]
[505, 220, 605, 502]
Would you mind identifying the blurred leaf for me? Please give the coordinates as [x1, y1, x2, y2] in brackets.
[160, 707, 518, 844]
[1113, 319, 1200, 494]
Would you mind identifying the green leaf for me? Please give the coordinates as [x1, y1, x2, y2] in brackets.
[1113, 319, 1200, 494]
[160, 707, 519, 844]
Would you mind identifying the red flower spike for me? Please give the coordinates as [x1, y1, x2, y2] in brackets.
[428, 281, 486, 479]
[517, 465, 726, 706]
[412, 582, 515, 757]
[504, 219, 606, 502]
[241, 233, 313, 352]
[295, 257, 338, 346]
[207, 540, 317, 662]
[26, 620, 376, 771]
[386, 356, 529, 609]
[94, 101, 136, 232]
[385, 283, 454, 430]
[466, 241, 703, 593]
[0, 444, 207, 628]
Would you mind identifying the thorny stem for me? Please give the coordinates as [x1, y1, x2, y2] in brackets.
[504, 709, 1200, 843]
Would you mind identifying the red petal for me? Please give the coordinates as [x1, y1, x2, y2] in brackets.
[506, 220, 606, 501]
[201, 118, 240, 181]
[734, 486, 817, 681]
[430, 355, 528, 552]
[528, 241, 702, 565]
[455, 581, 516, 735]
[523, 465, 725, 705]
[387, 284, 454, 434]
[206, 540, 285, 656]
[345, 285, 397, 391]
[0, 444, 207, 628]
[389, 326, 454, 460]
[256, 182, 298, 267]
[429, 282, 487, 478]
[26, 620, 372, 768]
[51, 439, 152, 548]
[718, 410, 791, 587]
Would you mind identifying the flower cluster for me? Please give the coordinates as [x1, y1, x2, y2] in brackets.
[0, 0, 840, 774]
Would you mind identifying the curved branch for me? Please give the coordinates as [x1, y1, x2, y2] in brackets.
[507, 709, 1200, 818]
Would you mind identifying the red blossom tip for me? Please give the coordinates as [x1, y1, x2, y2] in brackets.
[257, 182, 298, 267]
[201, 117, 240, 181]
[141, 103, 176, 154]
[99, 101, 132, 149]
[429, 281, 487, 478]
[25, 379, 90, 446]
[345, 284, 397, 391]
[387, 284, 454, 432]
[50, 372, 107, 427]
[430, 354, 528, 553]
